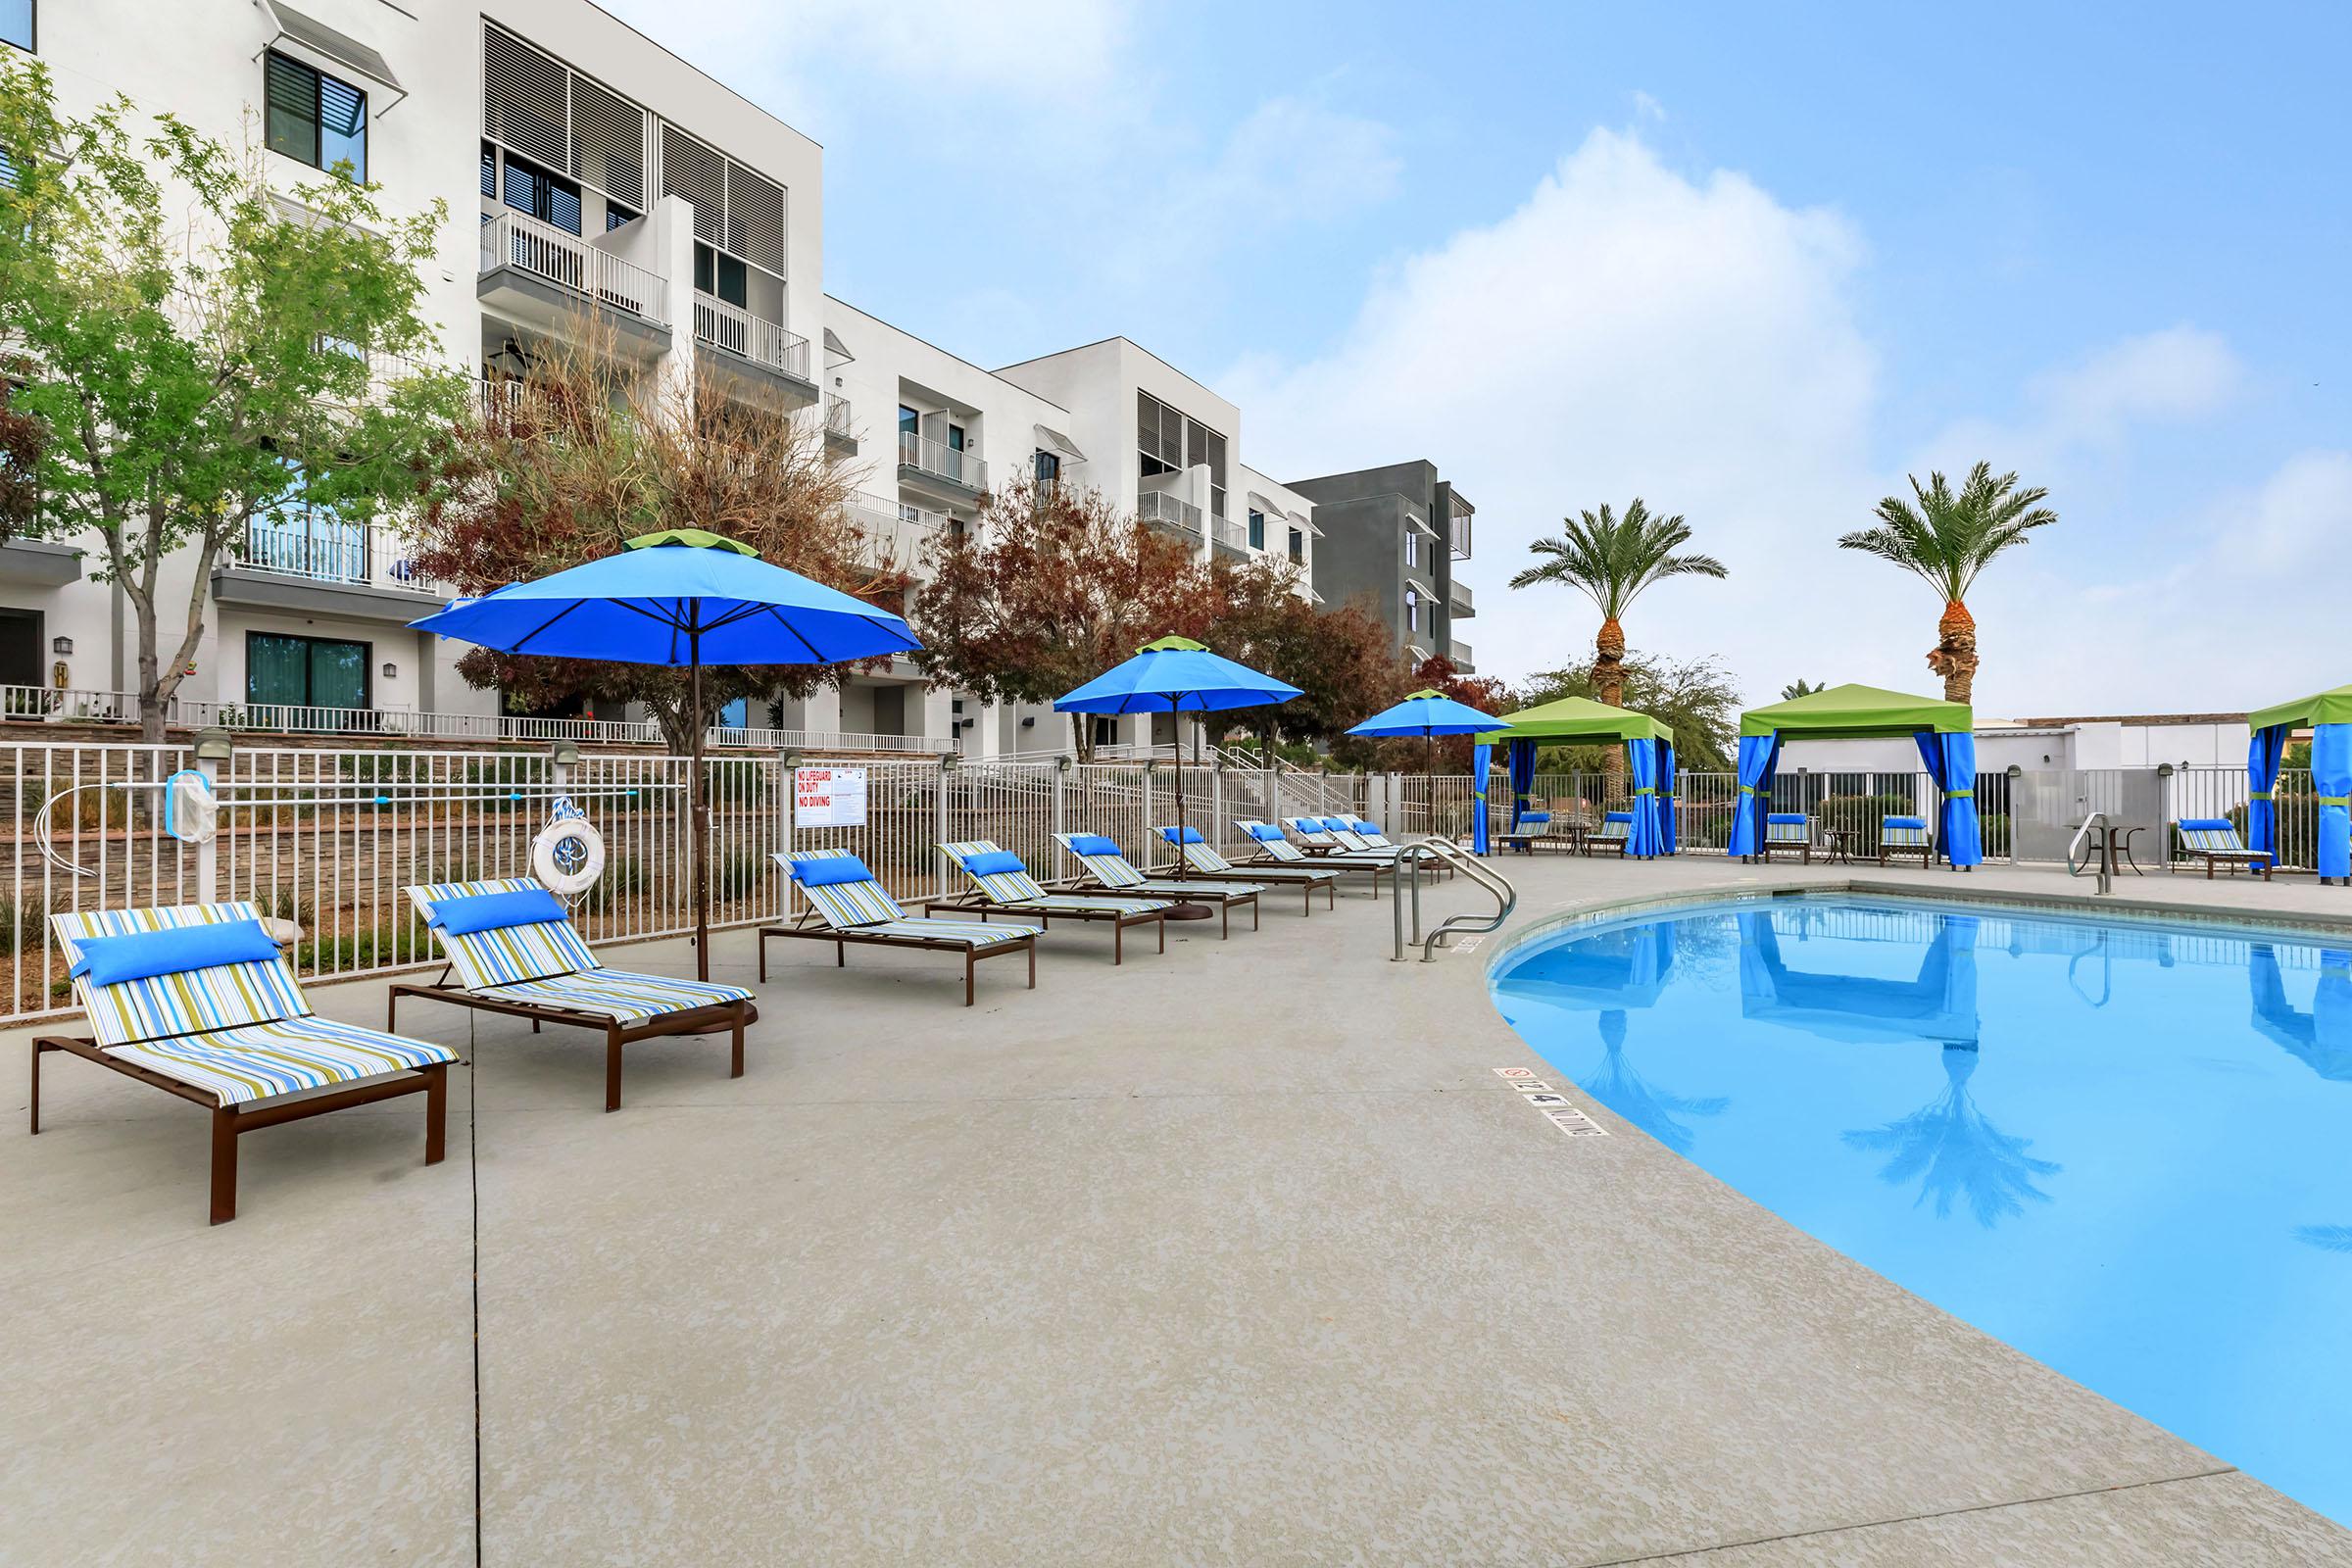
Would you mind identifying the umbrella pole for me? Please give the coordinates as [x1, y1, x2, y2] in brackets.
[691, 632, 710, 982]
[1164, 705, 1211, 920]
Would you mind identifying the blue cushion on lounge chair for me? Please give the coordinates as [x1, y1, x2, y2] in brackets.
[1160, 826, 1203, 844]
[69, 918, 280, 986]
[1766, 812, 1807, 825]
[793, 854, 877, 887]
[1317, 816, 1350, 830]
[1605, 811, 1635, 825]
[1243, 822, 1285, 841]
[428, 887, 569, 936]
[1519, 811, 1551, 824]
[1885, 815, 1927, 830]
[1348, 818, 1379, 832]
[1066, 834, 1123, 857]
[2180, 817, 2233, 833]
[959, 850, 1027, 875]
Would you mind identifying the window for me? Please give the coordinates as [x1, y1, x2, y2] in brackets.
[693, 242, 748, 306]
[248, 632, 370, 714]
[1247, 510, 1265, 551]
[504, 153, 581, 235]
[898, 405, 919, 438]
[1404, 589, 1419, 633]
[2, 0, 32, 54]
[605, 203, 638, 232]
[480, 142, 496, 197]
[946, 424, 964, 452]
[1034, 451, 1060, 487]
[1136, 391, 1226, 514]
[1287, 527, 1305, 564]
[266, 53, 367, 183]
[1404, 528, 1418, 567]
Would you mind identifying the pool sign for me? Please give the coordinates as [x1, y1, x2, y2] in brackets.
[1492, 1067, 1608, 1138]
[794, 767, 867, 829]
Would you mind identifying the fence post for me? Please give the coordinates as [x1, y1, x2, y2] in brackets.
[1211, 763, 1223, 848]
[1142, 763, 1153, 849]
[936, 753, 954, 900]
[779, 749, 799, 918]
[1053, 761, 1065, 840]
[192, 727, 230, 906]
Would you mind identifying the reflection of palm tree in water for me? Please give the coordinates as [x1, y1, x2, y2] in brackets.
[2296, 1226, 2352, 1253]
[1842, 1044, 2059, 1227]
[1589, 1009, 1728, 1155]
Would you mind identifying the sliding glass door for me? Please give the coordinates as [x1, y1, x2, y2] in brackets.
[247, 632, 370, 723]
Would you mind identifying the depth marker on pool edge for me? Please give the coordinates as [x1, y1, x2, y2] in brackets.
[1493, 1067, 1608, 1137]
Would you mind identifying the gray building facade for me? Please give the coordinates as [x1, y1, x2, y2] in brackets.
[1287, 461, 1476, 672]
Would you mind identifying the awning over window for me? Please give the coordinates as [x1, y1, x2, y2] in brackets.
[1034, 424, 1086, 461]
[823, 328, 854, 367]
[256, 0, 406, 111]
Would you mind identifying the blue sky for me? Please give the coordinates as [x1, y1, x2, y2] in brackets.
[606, 0, 2351, 716]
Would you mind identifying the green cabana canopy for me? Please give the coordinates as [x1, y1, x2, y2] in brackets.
[2245, 682, 2352, 882]
[1475, 694, 1673, 746]
[2248, 683, 2352, 734]
[1739, 682, 1971, 739]
[1730, 682, 1981, 868]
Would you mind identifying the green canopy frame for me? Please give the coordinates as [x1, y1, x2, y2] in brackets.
[2246, 683, 2352, 883]
[1473, 696, 1677, 857]
[1728, 683, 1981, 868]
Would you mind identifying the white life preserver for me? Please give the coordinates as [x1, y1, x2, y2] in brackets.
[532, 814, 606, 898]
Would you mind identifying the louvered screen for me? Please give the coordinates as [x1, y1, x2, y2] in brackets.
[484, 28, 567, 172]
[662, 125, 726, 246]
[569, 76, 645, 209]
[725, 164, 786, 275]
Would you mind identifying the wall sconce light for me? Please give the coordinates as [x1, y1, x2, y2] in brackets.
[193, 726, 234, 763]
[2005, 763, 2025, 780]
[382, 662, 398, 679]
[50, 636, 72, 657]
[549, 739, 581, 768]
[2156, 761, 2176, 777]
[1055, 755, 1073, 774]
[941, 751, 960, 773]
[1020, 715, 1036, 728]
[781, 749, 803, 771]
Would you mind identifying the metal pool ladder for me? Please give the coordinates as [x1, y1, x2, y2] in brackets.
[2069, 810, 2116, 895]
[1393, 839, 1517, 961]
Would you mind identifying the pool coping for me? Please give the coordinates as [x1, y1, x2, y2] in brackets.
[1484, 874, 2352, 983]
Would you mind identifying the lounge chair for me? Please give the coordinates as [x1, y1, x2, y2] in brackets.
[1879, 815, 1934, 869]
[32, 902, 456, 1223]
[1498, 810, 1577, 854]
[2175, 818, 2274, 881]
[1588, 810, 1635, 858]
[931, 841, 1170, 963]
[764, 850, 1039, 1004]
[393, 878, 754, 1112]
[1235, 820, 1399, 898]
[1338, 815, 1454, 878]
[1284, 816, 1398, 861]
[1054, 833, 1262, 938]
[1758, 813, 1815, 864]
[1153, 825, 1338, 912]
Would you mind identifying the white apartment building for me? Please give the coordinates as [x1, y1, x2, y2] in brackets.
[0, 0, 1313, 754]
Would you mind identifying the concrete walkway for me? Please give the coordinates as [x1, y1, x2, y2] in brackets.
[7, 855, 2351, 1565]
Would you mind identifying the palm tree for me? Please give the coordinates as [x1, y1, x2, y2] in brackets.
[1780, 678, 1825, 702]
[1838, 463, 2056, 704]
[1509, 500, 1727, 709]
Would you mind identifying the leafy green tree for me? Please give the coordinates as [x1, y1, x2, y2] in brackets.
[1507, 500, 1727, 709]
[1188, 560, 1404, 763]
[1511, 651, 1740, 771]
[0, 60, 466, 739]
[1837, 462, 2056, 704]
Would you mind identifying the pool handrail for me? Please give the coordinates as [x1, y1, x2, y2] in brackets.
[1394, 837, 1517, 961]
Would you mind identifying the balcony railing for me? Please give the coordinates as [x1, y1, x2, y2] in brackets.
[693, 292, 811, 380]
[1136, 490, 1203, 537]
[1209, 515, 1250, 555]
[1448, 580, 1474, 615]
[479, 211, 667, 324]
[1449, 639, 1474, 669]
[898, 430, 988, 491]
[229, 518, 437, 594]
[825, 395, 854, 437]
[846, 500, 947, 574]
[1448, 504, 1473, 561]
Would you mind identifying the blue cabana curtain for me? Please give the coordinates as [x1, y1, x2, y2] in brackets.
[2247, 725, 2288, 869]
[2316, 722, 2351, 883]
[1727, 733, 1781, 858]
[1508, 739, 1537, 831]
[1913, 730, 1984, 868]
[1471, 742, 1493, 856]
[1660, 740, 1679, 854]
[1626, 737, 1663, 858]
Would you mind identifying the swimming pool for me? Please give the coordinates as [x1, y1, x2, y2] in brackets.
[1491, 892, 2352, 1525]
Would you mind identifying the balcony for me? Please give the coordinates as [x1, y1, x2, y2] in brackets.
[1448, 579, 1475, 618]
[477, 211, 669, 359]
[1448, 639, 1475, 672]
[897, 430, 988, 504]
[1136, 490, 1203, 539]
[214, 518, 442, 625]
[824, 394, 857, 456]
[847, 500, 948, 576]
[1447, 495, 1474, 561]
[693, 292, 817, 408]
[1209, 515, 1250, 559]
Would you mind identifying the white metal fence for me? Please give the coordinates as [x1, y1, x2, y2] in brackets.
[0, 740, 2321, 1025]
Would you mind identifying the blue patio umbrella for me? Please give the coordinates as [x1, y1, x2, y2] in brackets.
[412, 527, 921, 977]
[1347, 688, 1499, 841]
[1054, 635, 1300, 913]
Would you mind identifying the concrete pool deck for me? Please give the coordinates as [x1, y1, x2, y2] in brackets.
[7, 854, 2352, 1565]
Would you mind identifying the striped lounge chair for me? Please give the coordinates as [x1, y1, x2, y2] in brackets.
[1154, 826, 1338, 912]
[2176, 818, 2273, 881]
[1587, 810, 1636, 858]
[1759, 813, 1815, 864]
[1283, 816, 1396, 861]
[1235, 820, 1396, 899]
[764, 850, 1039, 1004]
[32, 902, 456, 1224]
[1498, 809, 1575, 854]
[1340, 815, 1453, 879]
[394, 878, 754, 1112]
[1879, 815, 1934, 868]
[1054, 833, 1262, 938]
[933, 841, 1170, 963]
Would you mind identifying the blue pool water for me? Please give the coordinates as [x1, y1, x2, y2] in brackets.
[1490, 894, 2352, 1524]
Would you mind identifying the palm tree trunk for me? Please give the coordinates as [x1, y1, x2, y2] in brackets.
[1927, 599, 1978, 704]
[1595, 616, 1627, 792]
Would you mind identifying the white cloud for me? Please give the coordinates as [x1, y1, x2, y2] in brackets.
[1919, 325, 2244, 475]
[1630, 90, 1667, 123]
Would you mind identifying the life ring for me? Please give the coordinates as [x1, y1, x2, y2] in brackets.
[532, 815, 606, 898]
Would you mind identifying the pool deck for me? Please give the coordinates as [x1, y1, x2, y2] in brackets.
[8, 854, 2352, 1565]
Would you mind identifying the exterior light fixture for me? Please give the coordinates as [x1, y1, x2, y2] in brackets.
[549, 740, 581, 768]
[382, 662, 398, 679]
[193, 726, 234, 763]
[50, 636, 72, 657]
[941, 751, 959, 773]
